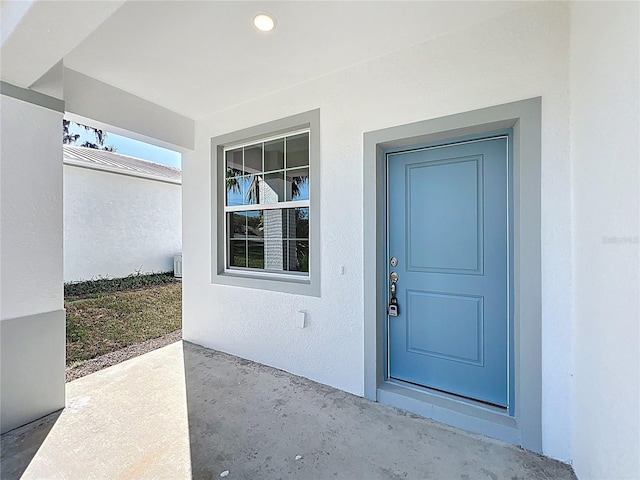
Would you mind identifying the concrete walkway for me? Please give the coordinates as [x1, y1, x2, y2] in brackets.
[1, 342, 576, 479]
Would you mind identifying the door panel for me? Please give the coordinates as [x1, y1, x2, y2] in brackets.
[387, 137, 509, 407]
[407, 157, 483, 274]
[406, 291, 484, 366]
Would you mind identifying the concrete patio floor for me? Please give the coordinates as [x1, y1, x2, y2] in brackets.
[1, 341, 576, 479]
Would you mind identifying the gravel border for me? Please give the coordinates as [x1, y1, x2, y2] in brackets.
[66, 329, 182, 382]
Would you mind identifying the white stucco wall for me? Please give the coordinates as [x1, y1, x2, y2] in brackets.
[0, 93, 65, 433]
[1, 95, 63, 320]
[64, 165, 181, 282]
[570, 2, 640, 479]
[183, 2, 574, 461]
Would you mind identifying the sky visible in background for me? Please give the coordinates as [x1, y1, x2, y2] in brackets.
[67, 122, 182, 168]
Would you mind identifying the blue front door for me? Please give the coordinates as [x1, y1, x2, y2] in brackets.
[387, 135, 510, 407]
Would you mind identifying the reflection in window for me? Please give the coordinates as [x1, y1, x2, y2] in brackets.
[225, 207, 309, 273]
[226, 174, 259, 206]
[286, 134, 309, 168]
[226, 149, 243, 174]
[264, 138, 284, 172]
[224, 131, 310, 274]
[229, 240, 247, 268]
[261, 172, 285, 203]
[286, 168, 309, 201]
[244, 145, 262, 174]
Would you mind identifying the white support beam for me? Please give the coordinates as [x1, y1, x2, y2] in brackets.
[0, 0, 125, 89]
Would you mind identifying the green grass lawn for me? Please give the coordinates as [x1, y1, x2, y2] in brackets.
[65, 277, 182, 367]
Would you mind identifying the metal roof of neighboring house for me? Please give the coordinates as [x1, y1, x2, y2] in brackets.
[63, 145, 181, 185]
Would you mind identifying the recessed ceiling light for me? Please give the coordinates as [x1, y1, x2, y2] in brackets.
[253, 13, 276, 32]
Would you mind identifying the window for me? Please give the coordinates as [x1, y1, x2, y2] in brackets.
[224, 131, 310, 275]
[212, 109, 320, 296]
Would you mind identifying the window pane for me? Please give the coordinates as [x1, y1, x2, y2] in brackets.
[283, 240, 290, 271]
[228, 175, 259, 206]
[229, 240, 247, 267]
[281, 208, 294, 239]
[286, 167, 309, 201]
[263, 236, 286, 271]
[227, 212, 246, 238]
[296, 241, 309, 272]
[226, 148, 244, 175]
[244, 144, 262, 174]
[261, 172, 285, 203]
[226, 174, 244, 206]
[281, 209, 290, 235]
[262, 209, 286, 240]
[264, 139, 284, 172]
[242, 175, 260, 205]
[262, 209, 286, 271]
[287, 240, 309, 272]
[246, 210, 263, 238]
[286, 133, 309, 168]
[226, 209, 310, 274]
[294, 207, 309, 239]
[247, 241, 265, 269]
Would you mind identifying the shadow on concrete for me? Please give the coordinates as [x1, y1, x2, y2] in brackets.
[1, 410, 62, 480]
[181, 341, 577, 480]
[0, 342, 576, 479]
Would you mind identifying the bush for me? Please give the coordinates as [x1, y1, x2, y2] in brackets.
[65, 272, 177, 298]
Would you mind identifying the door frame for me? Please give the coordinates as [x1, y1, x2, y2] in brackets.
[363, 98, 542, 452]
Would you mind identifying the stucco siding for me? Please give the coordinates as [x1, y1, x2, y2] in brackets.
[0, 93, 65, 433]
[570, 2, 640, 479]
[64, 165, 181, 282]
[183, 2, 573, 461]
[1, 94, 64, 320]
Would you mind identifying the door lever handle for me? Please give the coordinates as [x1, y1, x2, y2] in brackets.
[388, 272, 399, 316]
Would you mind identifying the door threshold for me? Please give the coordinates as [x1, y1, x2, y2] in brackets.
[377, 380, 520, 445]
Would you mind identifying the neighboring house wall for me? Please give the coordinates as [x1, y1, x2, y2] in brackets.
[0, 92, 65, 433]
[64, 161, 182, 282]
[184, 2, 574, 460]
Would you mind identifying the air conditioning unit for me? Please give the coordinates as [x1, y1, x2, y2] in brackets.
[173, 253, 183, 279]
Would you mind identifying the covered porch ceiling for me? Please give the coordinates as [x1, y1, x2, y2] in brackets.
[1, 1, 526, 120]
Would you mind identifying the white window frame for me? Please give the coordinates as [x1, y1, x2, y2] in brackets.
[211, 109, 320, 296]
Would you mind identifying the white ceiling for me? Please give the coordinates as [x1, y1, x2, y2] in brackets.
[12, 1, 527, 120]
[62, 1, 526, 119]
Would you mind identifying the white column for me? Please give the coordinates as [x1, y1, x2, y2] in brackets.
[1, 91, 65, 433]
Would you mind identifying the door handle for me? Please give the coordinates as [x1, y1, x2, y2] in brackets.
[388, 272, 399, 316]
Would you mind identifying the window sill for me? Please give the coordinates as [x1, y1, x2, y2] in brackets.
[222, 269, 310, 284]
[213, 269, 318, 296]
